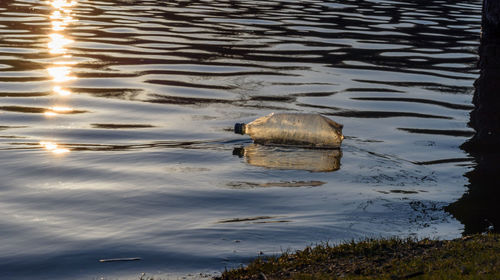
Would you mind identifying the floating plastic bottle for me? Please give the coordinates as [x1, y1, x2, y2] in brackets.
[234, 113, 344, 148]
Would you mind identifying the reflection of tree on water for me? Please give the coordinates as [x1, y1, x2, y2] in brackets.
[446, 0, 500, 234]
[446, 155, 500, 234]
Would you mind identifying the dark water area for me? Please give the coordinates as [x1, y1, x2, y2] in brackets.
[0, 0, 489, 279]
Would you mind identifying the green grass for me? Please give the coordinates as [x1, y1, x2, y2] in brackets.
[216, 234, 500, 280]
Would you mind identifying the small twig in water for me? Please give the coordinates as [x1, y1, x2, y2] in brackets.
[99, 257, 142, 263]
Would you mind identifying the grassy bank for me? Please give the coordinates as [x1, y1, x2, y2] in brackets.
[216, 234, 500, 280]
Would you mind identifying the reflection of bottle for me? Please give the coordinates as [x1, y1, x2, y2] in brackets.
[233, 144, 341, 172]
[235, 113, 343, 148]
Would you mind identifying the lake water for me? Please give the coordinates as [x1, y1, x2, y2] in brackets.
[0, 0, 485, 279]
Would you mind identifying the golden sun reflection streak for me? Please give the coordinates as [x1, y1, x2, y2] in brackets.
[44, 105, 74, 116]
[50, 10, 76, 31]
[44, 111, 58, 117]
[46, 0, 78, 111]
[39, 141, 70, 155]
[47, 0, 78, 98]
[50, 106, 73, 112]
[47, 66, 76, 83]
[53, 86, 71, 96]
[50, 0, 77, 10]
[48, 33, 74, 54]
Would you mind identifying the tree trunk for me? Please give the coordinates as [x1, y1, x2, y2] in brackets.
[446, 0, 500, 235]
[466, 0, 500, 150]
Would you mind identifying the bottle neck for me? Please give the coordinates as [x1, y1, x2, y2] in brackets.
[234, 123, 246, 135]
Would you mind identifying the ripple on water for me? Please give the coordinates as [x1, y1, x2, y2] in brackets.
[0, 0, 481, 279]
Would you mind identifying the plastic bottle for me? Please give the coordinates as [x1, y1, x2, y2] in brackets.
[234, 113, 344, 148]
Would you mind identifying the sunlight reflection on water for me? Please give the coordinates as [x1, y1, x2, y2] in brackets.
[0, 0, 482, 279]
[40, 141, 70, 154]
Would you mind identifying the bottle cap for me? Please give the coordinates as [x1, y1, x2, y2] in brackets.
[234, 123, 245, 134]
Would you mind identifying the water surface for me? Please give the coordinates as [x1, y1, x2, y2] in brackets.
[0, 0, 482, 279]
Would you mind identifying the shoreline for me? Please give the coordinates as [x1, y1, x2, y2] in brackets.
[216, 233, 500, 279]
